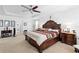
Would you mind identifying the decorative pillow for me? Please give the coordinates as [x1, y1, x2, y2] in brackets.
[51, 32, 57, 37]
[48, 29, 59, 34]
[46, 33, 53, 39]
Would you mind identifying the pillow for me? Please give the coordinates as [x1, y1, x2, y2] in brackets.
[46, 34, 53, 39]
[52, 32, 57, 37]
[48, 28, 53, 31]
[48, 29, 59, 34]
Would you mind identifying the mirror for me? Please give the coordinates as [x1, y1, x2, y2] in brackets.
[4, 20, 10, 27]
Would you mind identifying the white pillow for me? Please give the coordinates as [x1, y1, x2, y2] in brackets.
[48, 28, 53, 31]
[48, 29, 59, 33]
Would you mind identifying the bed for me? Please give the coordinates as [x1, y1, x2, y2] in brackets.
[24, 20, 61, 53]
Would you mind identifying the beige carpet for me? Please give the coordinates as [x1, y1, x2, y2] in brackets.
[0, 34, 75, 53]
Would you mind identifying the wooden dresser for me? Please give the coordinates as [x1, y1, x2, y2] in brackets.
[60, 32, 76, 46]
[1, 30, 12, 38]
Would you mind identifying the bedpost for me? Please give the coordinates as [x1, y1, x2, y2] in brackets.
[38, 49, 43, 53]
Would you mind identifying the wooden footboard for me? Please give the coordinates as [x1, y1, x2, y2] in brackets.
[25, 35, 58, 53]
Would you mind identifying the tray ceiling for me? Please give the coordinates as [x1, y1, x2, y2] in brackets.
[0, 5, 78, 17]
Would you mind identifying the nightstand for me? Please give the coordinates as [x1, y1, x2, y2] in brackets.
[60, 32, 76, 46]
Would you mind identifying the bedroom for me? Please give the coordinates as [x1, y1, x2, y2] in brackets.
[0, 5, 79, 53]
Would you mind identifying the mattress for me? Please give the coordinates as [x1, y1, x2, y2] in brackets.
[25, 31, 47, 46]
[25, 31, 58, 46]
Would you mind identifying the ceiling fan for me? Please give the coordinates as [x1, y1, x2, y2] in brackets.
[21, 5, 40, 14]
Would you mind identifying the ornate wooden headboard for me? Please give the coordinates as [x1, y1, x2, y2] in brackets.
[43, 20, 61, 29]
[43, 20, 61, 41]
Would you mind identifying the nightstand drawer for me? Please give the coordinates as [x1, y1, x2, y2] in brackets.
[66, 40, 74, 45]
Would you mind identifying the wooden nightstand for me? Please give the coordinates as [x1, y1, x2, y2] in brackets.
[60, 32, 76, 46]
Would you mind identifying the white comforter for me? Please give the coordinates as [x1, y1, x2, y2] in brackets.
[25, 31, 47, 46]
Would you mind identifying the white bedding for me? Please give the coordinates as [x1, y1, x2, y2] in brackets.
[25, 31, 47, 46]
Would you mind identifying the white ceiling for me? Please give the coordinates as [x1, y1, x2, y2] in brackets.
[0, 5, 79, 17]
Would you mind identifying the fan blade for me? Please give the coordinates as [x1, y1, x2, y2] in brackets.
[33, 9, 40, 13]
[32, 6, 38, 10]
[21, 5, 31, 10]
[30, 10, 33, 14]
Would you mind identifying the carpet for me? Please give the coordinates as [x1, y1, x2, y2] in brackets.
[0, 34, 75, 53]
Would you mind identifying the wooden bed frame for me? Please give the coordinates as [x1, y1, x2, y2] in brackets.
[25, 20, 61, 53]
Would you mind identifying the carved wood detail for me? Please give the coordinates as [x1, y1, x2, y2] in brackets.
[43, 20, 61, 29]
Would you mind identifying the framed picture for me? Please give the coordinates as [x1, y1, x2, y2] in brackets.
[4, 20, 10, 27]
[11, 21, 15, 27]
[0, 20, 3, 27]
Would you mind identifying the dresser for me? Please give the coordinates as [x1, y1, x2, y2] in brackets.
[60, 32, 76, 46]
[1, 30, 12, 38]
